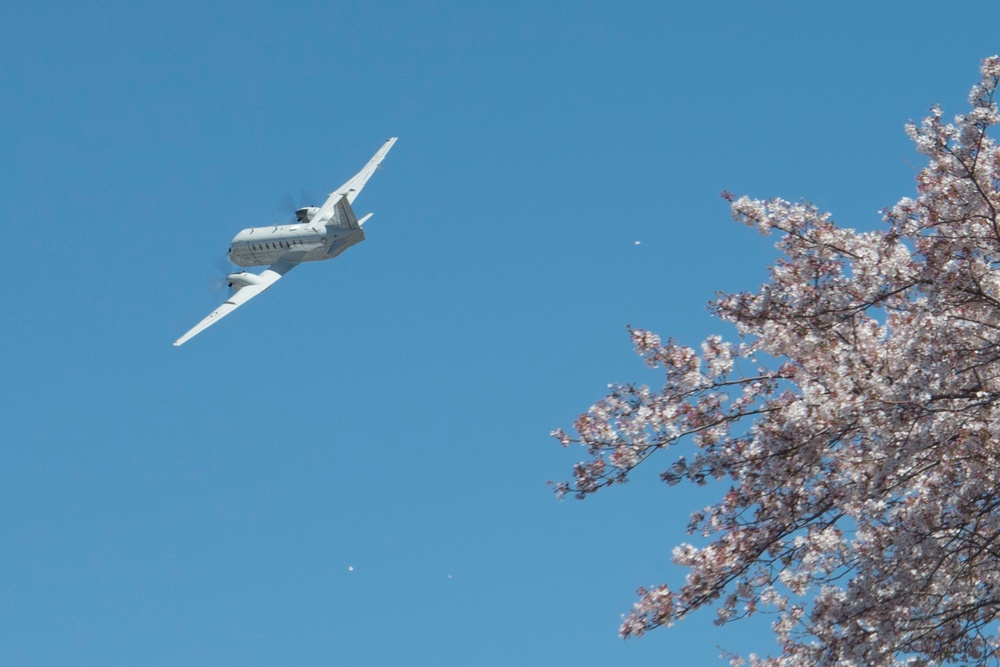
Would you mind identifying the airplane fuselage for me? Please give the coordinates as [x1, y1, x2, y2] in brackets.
[173, 136, 395, 346]
[228, 223, 363, 268]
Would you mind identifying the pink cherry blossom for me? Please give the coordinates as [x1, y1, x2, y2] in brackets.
[555, 56, 1000, 666]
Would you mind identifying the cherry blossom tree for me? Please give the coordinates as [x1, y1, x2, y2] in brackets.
[553, 57, 1000, 666]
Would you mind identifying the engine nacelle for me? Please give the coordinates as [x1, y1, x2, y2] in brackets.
[295, 206, 320, 223]
[227, 272, 267, 290]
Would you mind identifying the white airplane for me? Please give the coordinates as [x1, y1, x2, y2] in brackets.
[174, 137, 397, 346]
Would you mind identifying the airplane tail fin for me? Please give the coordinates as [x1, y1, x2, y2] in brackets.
[329, 198, 361, 230]
[325, 197, 368, 259]
[328, 199, 375, 230]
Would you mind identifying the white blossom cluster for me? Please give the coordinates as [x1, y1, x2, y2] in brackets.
[554, 57, 1000, 666]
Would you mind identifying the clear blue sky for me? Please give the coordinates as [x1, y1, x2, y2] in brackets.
[4, 2, 1000, 664]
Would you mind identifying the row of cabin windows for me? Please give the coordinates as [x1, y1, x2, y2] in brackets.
[248, 239, 307, 251]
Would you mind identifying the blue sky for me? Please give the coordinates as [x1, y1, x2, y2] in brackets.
[4, 2, 1000, 664]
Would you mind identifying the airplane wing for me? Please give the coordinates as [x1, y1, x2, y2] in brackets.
[173, 261, 296, 346]
[310, 138, 397, 226]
